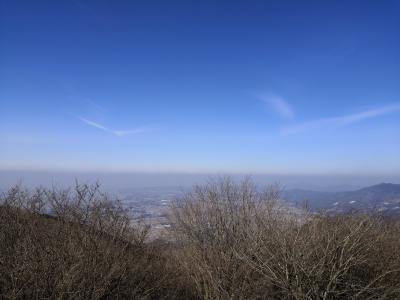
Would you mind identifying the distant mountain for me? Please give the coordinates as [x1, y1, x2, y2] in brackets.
[282, 183, 400, 214]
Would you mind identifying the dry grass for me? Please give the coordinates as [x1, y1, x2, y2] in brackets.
[1, 177, 400, 299]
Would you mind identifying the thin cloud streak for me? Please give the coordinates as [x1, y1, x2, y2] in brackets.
[281, 103, 400, 135]
[78, 117, 151, 137]
[258, 93, 294, 119]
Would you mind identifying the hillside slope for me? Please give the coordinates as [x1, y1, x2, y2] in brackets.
[283, 183, 400, 213]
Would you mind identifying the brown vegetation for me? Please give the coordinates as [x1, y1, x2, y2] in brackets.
[0, 183, 191, 299]
[1, 177, 400, 299]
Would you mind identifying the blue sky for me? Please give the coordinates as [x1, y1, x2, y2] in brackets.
[1, 0, 400, 175]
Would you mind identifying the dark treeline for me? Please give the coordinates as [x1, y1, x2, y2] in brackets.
[1, 178, 400, 299]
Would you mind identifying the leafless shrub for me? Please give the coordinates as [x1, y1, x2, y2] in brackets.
[0, 183, 190, 299]
[1, 177, 399, 299]
[170, 176, 283, 299]
[171, 177, 400, 299]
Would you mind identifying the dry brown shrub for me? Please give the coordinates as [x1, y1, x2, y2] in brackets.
[171, 177, 400, 299]
[170, 176, 282, 299]
[1, 177, 400, 299]
[0, 183, 191, 299]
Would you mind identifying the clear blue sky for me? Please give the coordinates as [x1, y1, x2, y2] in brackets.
[1, 0, 399, 175]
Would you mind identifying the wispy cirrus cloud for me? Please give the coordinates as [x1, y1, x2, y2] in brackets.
[78, 117, 151, 137]
[257, 93, 294, 119]
[281, 103, 400, 135]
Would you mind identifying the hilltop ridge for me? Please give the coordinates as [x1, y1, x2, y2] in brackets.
[283, 183, 400, 213]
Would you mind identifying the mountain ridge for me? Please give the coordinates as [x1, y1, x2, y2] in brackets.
[283, 183, 400, 214]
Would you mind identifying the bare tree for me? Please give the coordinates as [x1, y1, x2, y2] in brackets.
[171, 176, 400, 299]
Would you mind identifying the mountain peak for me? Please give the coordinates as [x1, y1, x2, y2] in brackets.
[359, 183, 400, 193]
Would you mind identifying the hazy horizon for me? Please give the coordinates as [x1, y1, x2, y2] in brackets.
[1, 169, 399, 193]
